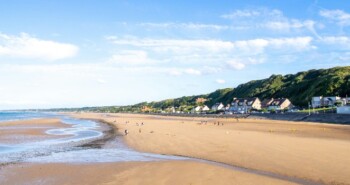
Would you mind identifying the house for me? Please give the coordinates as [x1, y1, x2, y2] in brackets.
[191, 106, 202, 113]
[225, 104, 231, 111]
[311, 96, 342, 107]
[202, 105, 210, 111]
[340, 97, 350, 106]
[261, 98, 274, 109]
[322, 96, 341, 106]
[195, 98, 207, 104]
[337, 106, 350, 114]
[211, 103, 224, 111]
[268, 98, 293, 111]
[311, 96, 323, 108]
[229, 97, 261, 113]
[191, 105, 210, 113]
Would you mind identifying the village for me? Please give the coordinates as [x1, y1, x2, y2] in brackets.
[143, 96, 350, 115]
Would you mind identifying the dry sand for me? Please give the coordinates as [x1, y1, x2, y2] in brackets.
[0, 118, 69, 144]
[71, 113, 350, 185]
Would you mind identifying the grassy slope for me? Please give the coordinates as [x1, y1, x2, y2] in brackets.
[146, 66, 350, 108]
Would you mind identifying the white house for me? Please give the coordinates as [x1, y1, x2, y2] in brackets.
[337, 106, 350, 114]
[311, 96, 342, 107]
[311, 96, 323, 108]
[211, 103, 224, 111]
[202, 105, 210, 111]
[268, 98, 293, 111]
[191, 105, 210, 113]
[229, 97, 261, 113]
[340, 97, 350, 106]
[192, 106, 202, 113]
[323, 96, 341, 106]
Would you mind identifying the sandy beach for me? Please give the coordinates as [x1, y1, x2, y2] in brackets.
[71, 113, 350, 185]
[1, 113, 350, 185]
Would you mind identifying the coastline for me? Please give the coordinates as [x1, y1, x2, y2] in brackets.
[2, 113, 350, 184]
[0, 116, 300, 185]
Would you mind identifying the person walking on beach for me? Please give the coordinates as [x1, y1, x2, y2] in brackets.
[124, 129, 129, 135]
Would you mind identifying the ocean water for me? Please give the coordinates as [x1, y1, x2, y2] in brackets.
[0, 111, 185, 163]
[0, 111, 56, 122]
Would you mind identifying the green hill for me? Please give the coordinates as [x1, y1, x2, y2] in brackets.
[142, 66, 350, 109]
[43, 66, 350, 113]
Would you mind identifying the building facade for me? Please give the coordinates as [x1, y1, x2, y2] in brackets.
[311, 96, 342, 108]
[229, 97, 261, 113]
[211, 103, 224, 111]
[267, 98, 293, 111]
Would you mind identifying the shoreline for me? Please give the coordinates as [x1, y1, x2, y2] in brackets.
[2, 113, 350, 184]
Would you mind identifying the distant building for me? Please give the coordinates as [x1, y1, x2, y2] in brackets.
[211, 103, 224, 111]
[195, 98, 207, 104]
[191, 105, 210, 113]
[192, 106, 202, 113]
[311, 96, 323, 108]
[337, 106, 350, 114]
[268, 98, 293, 111]
[311, 96, 342, 107]
[340, 97, 350, 106]
[323, 96, 341, 106]
[261, 98, 274, 109]
[202, 105, 210, 111]
[229, 97, 261, 113]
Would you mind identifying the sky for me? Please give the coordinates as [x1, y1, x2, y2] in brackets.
[0, 0, 350, 109]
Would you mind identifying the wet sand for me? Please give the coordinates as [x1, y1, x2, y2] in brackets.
[72, 113, 350, 185]
[1, 161, 299, 185]
[0, 118, 70, 144]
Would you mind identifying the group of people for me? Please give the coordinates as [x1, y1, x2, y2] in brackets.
[124, 121, 145, 135]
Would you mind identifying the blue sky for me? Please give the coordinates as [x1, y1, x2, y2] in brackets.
[0, 0, 350, 109]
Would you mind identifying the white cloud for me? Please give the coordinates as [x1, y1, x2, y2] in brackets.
[319, 9, 350, 26]
[222, 8, 319, 36]
[108, 36, 312, 55]
[264, 20, 317, 33]
[108, 50, 156, 65]
[139, 22, 229, 31]
[107, 37, 234, 54]
[320, 36, 350, 49]
[0, 33, 79, 61]
[226, 60, 246, 70]
[216, 79, 226, 84]
[221, 9, 282, 19]
[106, 36, 313, 73]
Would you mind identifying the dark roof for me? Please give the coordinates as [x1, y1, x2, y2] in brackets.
[233, 97, 260, 105]
[270, 98, 289, 106]
[261, 98, 274, 107]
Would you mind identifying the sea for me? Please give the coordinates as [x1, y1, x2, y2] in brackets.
[0, 111, 56, 122]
